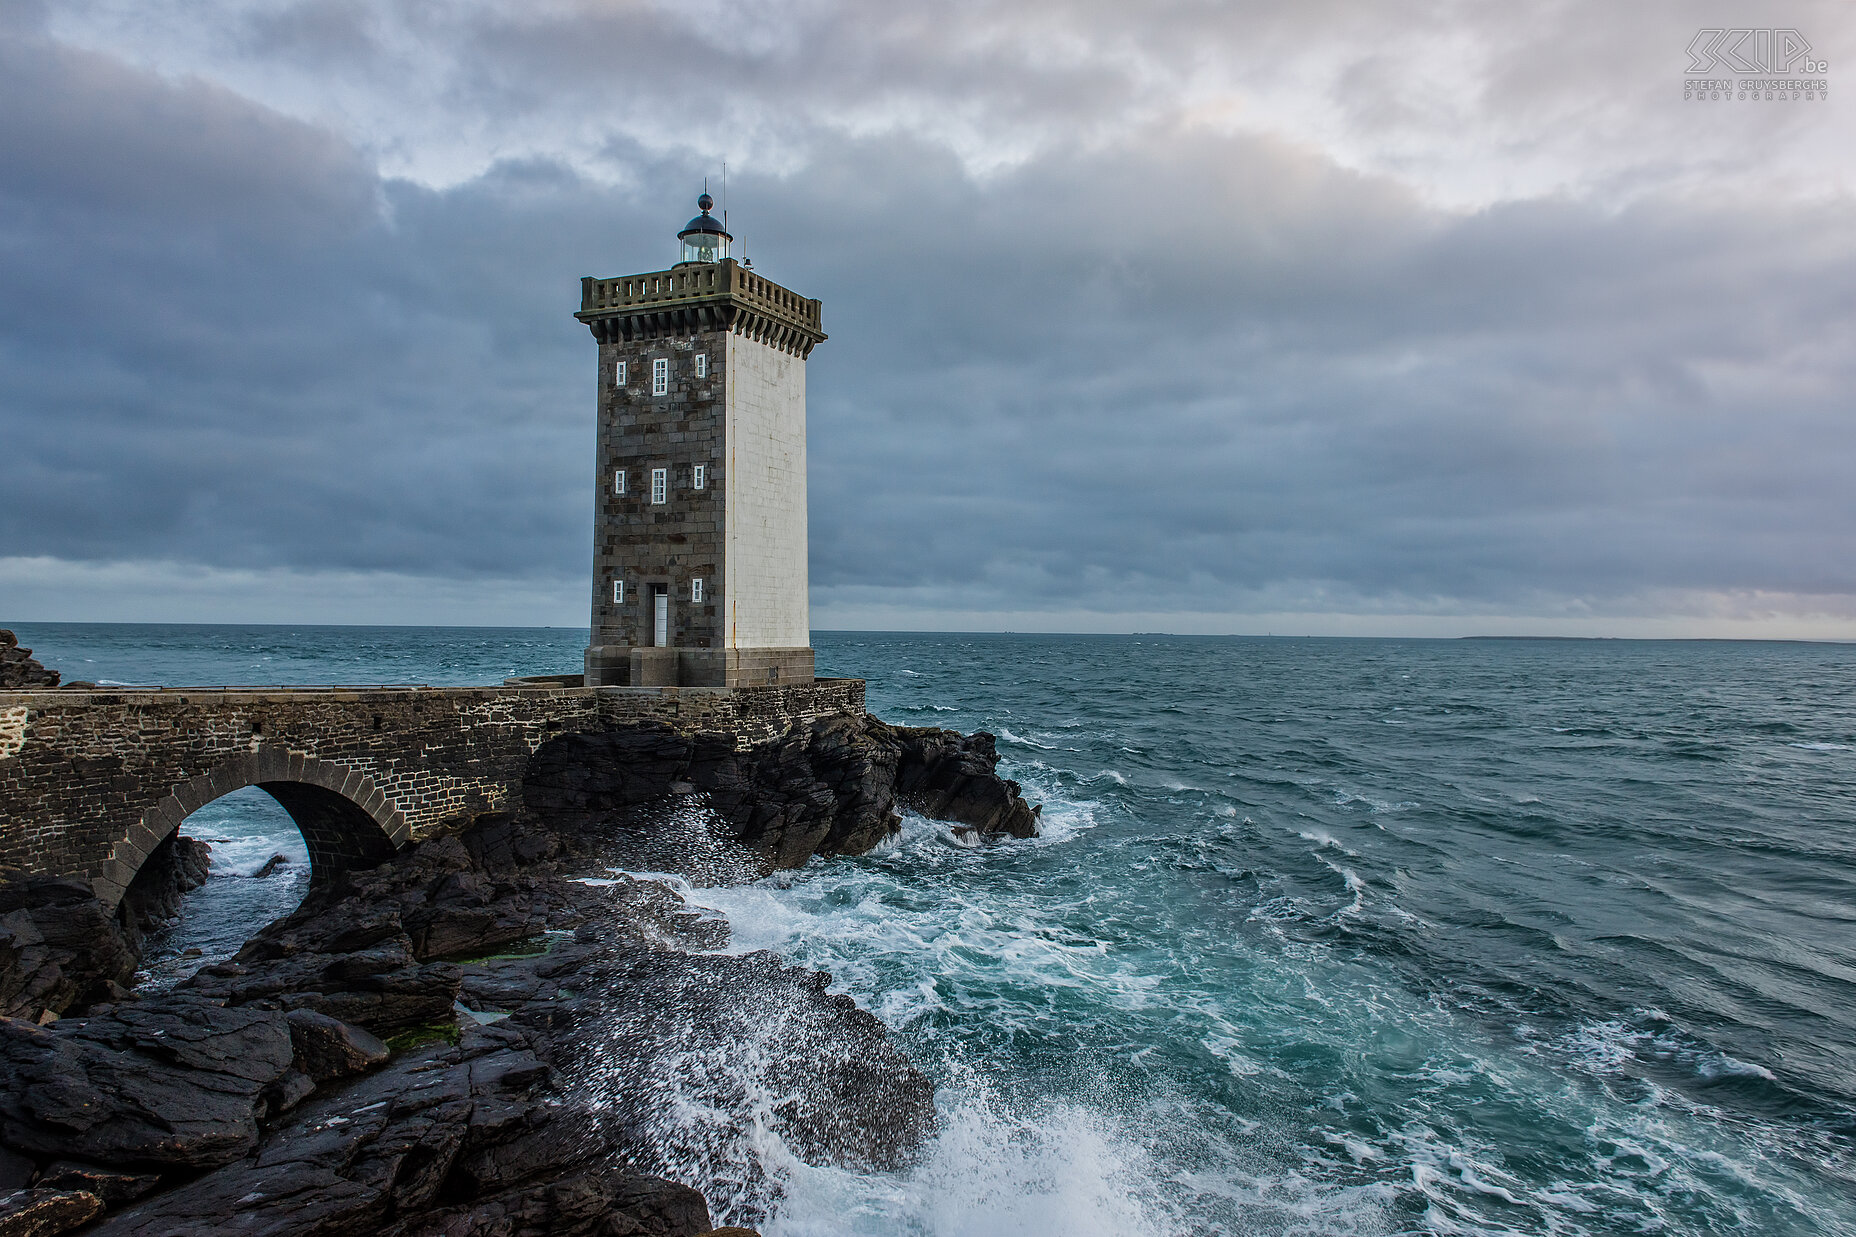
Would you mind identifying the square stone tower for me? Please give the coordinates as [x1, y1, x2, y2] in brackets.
[575, 195, 826, 688]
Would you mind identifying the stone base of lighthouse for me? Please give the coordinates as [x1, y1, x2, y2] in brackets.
[585, 644, 815, 688]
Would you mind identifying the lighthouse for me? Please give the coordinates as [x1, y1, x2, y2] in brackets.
[575, 195, 826, 688]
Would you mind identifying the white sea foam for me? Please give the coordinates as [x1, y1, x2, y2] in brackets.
[200, 829, 306, 878]
[767, 1077, 1185, 1236]
[1695, 1052, 1779, 1083]
[1788, 741, 1852, 752]
[1298, 829, 1360, 857]
[1330, 789, 1416, 814]
[995, 726, 1061, 751]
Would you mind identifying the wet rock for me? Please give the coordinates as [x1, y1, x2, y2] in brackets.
[526, 715, 1040, 876]
[0, 997, 296, 1170]
[89, 1161, 381, 1236]
[287, 1009, 389, 1083]
[184, 949, 462, 1041]
[34, 1162, 159, 1207]
[120, 833, 212, 932]
[560, 945, 936, 1175]
[0, 879, 139, 1022]
[262, 1069, 317, 1115]
[0, 1187, 101, 1236]
[380, 1167, 712, 1237]
[91, 1019, 713, 1237]
[0, 1148, 32, 1193]
[523, 728, 735, 813]
[890, 724, 1041, 840]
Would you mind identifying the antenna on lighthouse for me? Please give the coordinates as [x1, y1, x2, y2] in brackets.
[721, 161, 728, 233]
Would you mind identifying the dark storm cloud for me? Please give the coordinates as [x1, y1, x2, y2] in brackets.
[788, 133, 1856, 614]
[0, 30, 609, 583]
[2, 4, 1854, 628]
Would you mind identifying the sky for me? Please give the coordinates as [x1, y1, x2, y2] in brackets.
[1, 0, 1852, 636]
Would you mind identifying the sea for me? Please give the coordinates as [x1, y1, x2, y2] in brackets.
[10, 623, 1856, 1236]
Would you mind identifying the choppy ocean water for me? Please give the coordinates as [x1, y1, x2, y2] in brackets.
[12, 623, 1856, 1235]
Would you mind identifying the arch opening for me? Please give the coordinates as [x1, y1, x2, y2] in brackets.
[112, 750, 408, 987]
[131, 786, 311, 989]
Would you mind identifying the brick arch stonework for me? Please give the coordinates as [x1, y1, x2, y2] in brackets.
[96, 747, 409, 909]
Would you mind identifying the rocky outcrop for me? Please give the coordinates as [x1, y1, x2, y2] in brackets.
[0, 632, 58, 690]
[527, 714, 1040, 875]
[0, 808, 931, 1235]
[0, 713, 1025, 1234]
[886, 723, 1042, 839]
[84, 1018, 714, 1237]
[0, 837, 213, 1025]
[0, 999, 301, 1170]
[120, 834, 212, 933]
[0, 878, 138, 1023]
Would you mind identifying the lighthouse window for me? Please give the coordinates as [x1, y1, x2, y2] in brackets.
[692, 578, 704, 604]
[613, 360, 627, 387]
[652, 358, 669, 396]
[651, 467, 667, 504]
[613, 469, 626, 495]
[695, 354, 708, 379]
[612, 580, 624, 604]
[692, 464, 706, 490]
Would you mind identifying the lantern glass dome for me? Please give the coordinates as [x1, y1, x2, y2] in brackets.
[677, 193, 731, 265]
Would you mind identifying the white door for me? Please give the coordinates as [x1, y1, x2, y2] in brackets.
[653, 590, 669, 647]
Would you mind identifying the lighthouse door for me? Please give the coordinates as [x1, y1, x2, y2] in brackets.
[653, 589, 669, 647]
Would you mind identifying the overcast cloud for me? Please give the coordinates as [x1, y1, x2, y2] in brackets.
[2, 0, 1853, 634]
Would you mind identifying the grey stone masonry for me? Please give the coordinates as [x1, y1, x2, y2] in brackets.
[577, 257, 825, 689]
[0, 679, 863, 907]
[593, 329, 728, 657]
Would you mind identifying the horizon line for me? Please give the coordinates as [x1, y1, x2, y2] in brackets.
[5, 619, 1854, 646]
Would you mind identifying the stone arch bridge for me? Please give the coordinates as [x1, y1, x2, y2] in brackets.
[0, 680, 862, 907]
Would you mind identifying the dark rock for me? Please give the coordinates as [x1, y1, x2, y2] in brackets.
[0, 1187, 101, 1236]
[261, 1068, 317, 1115]
[0, 879, 139, 1022]
[120, 833, 212, 932]
[707, 715, 1041, 866]
[382, 1167, 712, 1237]
[0, 1148, 32, 1193]
[0, 997, 296, 1170]
[89, 1161, 382, 1236]
[253, 854, 290, 879]
[182, 947, 462, 1041]
[34, 1162, 159, 1207]
[560, 946, 936, 1176]
[890, 725, 1042, 840]
[0, 632, 60, 690]
[525, 715, 1039, 878]
[523, 727, 730, 814]
[91, 1019, 710, 1237]
[287, 1009, 389, 1083]
[456, 812, 562, 872]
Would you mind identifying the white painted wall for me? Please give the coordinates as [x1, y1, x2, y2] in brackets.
[724, 333, 809, 648]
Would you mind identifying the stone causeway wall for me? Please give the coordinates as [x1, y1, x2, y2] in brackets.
[0, 679, 863, 907]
